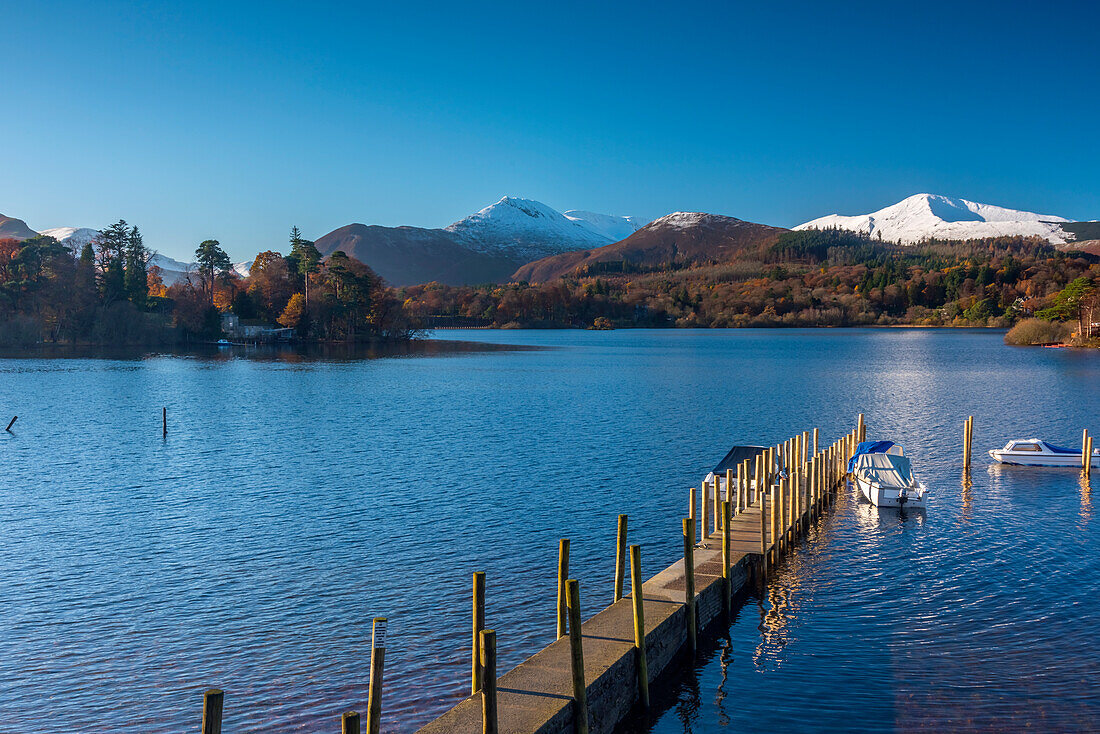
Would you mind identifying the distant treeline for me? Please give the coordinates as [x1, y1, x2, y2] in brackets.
[0, 224, 417, 346]
[399, 230, 1100, 335]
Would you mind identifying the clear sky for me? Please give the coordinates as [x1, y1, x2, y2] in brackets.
[4, 0, 1099, 261]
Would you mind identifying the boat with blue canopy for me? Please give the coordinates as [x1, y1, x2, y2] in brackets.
[848, 440, 927, 509]
[989, 439, 1099, 467]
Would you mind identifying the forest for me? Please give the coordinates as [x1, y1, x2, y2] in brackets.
[0, 223, 416, 345]
[2, 225, 1097, 346]
[400, 230, 1100, 343]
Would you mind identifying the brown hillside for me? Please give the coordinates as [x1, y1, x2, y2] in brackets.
[0, 214, 38, 241]
[512, 212, 787, 282]
[315, 224, 520, 286]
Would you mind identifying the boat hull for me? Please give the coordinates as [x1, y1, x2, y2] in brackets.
[855, 475, 926, 509]
[989, 450, 1099, 468]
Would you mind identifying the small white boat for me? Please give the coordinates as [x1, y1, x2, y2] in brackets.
[848, 441, 927, 509]
[988, 439, 1099, 468]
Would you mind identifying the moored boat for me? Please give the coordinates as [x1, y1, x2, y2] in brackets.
[988, 439, 1099, 468]
[847, 440, 927, 509]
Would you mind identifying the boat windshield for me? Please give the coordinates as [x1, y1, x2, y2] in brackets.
[1010, 442, 1042, 452]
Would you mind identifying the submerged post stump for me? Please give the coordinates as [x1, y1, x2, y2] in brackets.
[5, 416, 16, 432]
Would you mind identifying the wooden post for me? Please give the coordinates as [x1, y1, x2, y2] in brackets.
[566, 579, 589, 734]
[472, 572, 485, 693]
[162, 407, 167, 437]
[1082, 433, 1091, 479]
[701, 483, 711, 542]
[628, 545, 649, 708]
[759, 480, 768, 575]
[557, 539, 570, 639]
[341, 711, 361, 734]
[813, 427, 819, 457]
[367, 617, 386, 734]
[802, 431, 810, 468]
[769, 483, 779, 563]
[726, 468, 734, 512]
[857, 413, 865, 443]
[5, 416, 16, 432]
[1084, 430, 1090, 471]
[614, 515, 627, 603]
[712, 475, 720, 535]
[201, 689, 223, 734]
[721, 500, 731, 611]
[682, 518, 696, 653]
[480, 629, 498, 734]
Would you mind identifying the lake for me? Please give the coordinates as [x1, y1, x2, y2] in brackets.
[1, 329, 1097, 732]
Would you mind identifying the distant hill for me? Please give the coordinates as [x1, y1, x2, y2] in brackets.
[795, 193, 1071, 244]
[315, 197, 643, 286]
[512, 212, 786, 282]
[1061, 221, 1100, 242]
[0, 214, 38, 241]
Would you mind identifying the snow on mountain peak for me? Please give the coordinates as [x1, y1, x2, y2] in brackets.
[651, 212, 712, 228]
[562, 210, 641, 242]
[38, 227, 100, 252]
[794, 194, 1071, 244]
[445, 196, 627, 259]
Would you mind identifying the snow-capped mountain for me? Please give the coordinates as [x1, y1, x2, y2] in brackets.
[794, 194, 1071, 244]
[38, 227, 100, 253]
[445, 197, 623, 260]
[563, 210, 641, 242]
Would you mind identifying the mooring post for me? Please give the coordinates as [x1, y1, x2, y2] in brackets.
[813, 427, 819, 457]
[162, 407, 167, 437]
[1083, 430, 1090, 471]
[682, 518, 697, 653]
[726, 468, 734, 513]
[628, 544, 649, 708]
[566, 579, 589, 734]
[367, 617, 386, 734]
[201, 689, 224, 734]
[721, 500, 731, 612]
[480, 629, 498, 734]
[712, 475, 721, 535]
[557, 539, 570, 639]
[688, 486, 697, 531]
[614, 515, 627, 603]
[5, 416, 16, 432]
[701, 483, 711, 542]
[759, 482, 768, 576]
[472, 572, 485, 693]
[770, 483, 779, 564]
[341, 711, 361, 734]
[857, 413, 865, 443]
[1082, 433, 1091, 479]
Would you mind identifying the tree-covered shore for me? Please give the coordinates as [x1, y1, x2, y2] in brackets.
[0, 224, 418, 346]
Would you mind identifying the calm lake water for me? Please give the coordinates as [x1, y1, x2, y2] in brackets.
[1, 329, 1097, 732]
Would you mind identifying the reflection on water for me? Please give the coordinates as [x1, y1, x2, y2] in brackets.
[2, 328, 1098, 732]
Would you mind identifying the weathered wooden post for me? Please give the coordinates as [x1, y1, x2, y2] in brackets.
[367, 617, 386, 734]
[628, 544, 649, 708]
[802, 431, 810, 468]
[726, 468, 734, 507]
[857, 413, 865, 443]
[566, 579, 589, 734]
[614, 515, 627, 603]
[480, 629, 498, 734]
[5, 416, 16, 432]
[721, 500, 731, 612]
[201, 689, 223, 734]
[682, 518, 697, 653]
[712, 475, 721, 535]
[1082, 433, 1091, 479]
[759, 480, 768, 576]
[702, 483, 711, 542]
[963, 416, 974, 470]
[557, 539, 570, 639]
[688, 486, 697, 528]
[770, 482, 779, 562]
[472, 572, 485, 693]
[1083, 430, 1090, 471]
[342, 711, 361, 734]
[813, 427, 819, 457]
[162, 407, 167, 437]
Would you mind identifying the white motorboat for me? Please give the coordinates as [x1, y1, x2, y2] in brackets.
[848, 441, 927, 509]
[988, 439, 1099, 468]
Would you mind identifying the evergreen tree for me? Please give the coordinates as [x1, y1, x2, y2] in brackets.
[96, 220, 129, 304]
[289, 227, 321, 305]
[195, 239, 233, 305]
[123, 225, 149, 308]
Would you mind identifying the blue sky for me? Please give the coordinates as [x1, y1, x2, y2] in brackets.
[3, 0, 1098, 261]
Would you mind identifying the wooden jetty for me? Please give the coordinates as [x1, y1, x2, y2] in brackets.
[416, 422, 865, 734]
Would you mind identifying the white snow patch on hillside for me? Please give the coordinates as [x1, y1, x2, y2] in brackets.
[794, 194, 1071, 244]
[446, 196, 614, 259]
[38, 227, 100, 253]
[563, 210, 642, 242]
